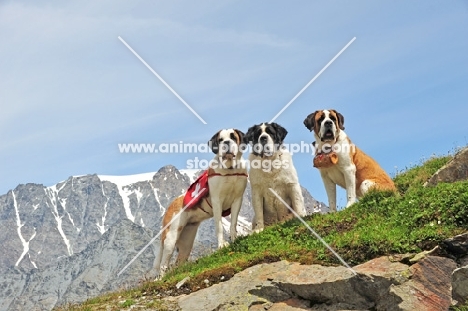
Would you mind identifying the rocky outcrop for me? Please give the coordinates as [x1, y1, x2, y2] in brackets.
[425, 146, 468, 186]
[1, 219, 157, 311]
[443, 232, 468, 256]
[173, 253, 462, 311]
[453, 265, 468, 306]
[449, 232, 468, 306]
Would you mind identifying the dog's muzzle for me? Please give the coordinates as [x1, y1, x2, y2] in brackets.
[321, 129, 335, 142]
[321, 121, 336, 142]
[220, 142, 237, 160]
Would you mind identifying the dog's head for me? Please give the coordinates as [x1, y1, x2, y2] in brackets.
[244, 122, 288, 157]
[303, 109, 345, 143]
[208, 128, 245, 161]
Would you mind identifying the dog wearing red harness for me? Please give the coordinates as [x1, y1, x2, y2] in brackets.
[154, 129, 248, 279]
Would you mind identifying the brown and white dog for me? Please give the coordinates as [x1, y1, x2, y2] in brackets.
[244, 122, 306, 232]
[303, 109, 396, 211]
[153, 129, 248, 279]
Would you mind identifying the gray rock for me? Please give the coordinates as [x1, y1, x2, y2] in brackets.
[2, 219, 156, 311]
[425, 146, 468, 186]
[442, 232, 468, 256]
[175, 255, 457, 311]
[452, 265, 468, 306]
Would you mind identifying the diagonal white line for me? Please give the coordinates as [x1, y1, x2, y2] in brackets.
[118, 36, 207, 125]
[270, 37, 356, 123]
[117, 187, 208, 276]
[268, 188, 357, 275]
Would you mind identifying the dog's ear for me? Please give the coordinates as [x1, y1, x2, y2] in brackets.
[271, 123, 288, 144]
[243, 125, 256, 145]
[208, 130, 221, 154]
[337, 112, 345, 130]
[303, 112, 316, 131]
[331, 110, 345, 130]
[234, 129, 245, 146]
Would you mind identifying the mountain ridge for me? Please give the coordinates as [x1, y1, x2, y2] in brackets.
[0, 165, 326, 311]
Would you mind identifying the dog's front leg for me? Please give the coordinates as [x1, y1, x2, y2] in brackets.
[157, 226, 179, 279]
[343, 165, 357, 207]
[290, 183, 306, 217]
[229, 197, 243, 242]
[251, 187, 264, 233]
[321, 171, 337, 212]
[211, 197, 227, 248]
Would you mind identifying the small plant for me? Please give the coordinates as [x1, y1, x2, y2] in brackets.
[120, 299, 135, 308]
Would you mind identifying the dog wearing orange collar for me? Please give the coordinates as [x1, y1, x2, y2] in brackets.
[153, 129, 248, 279]
[304, 110, 395, 212]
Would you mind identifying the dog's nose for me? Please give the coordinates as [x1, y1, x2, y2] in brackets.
[260, 136, 268, 143]
[324, 120, 333, 127]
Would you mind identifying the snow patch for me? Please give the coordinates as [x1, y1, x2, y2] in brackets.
[154, 188, 164, 211]
[12, 191, 25, 265]
[98, 172, 157, 223]
[28, 253, 37, 269]
[134, 187, 144, 203]
[221, 215, 251, 237]
[116, 186, 135, 222]
[179, 169, 201, 183]
[45, 186, 73, 256]
[98, 172, 156, 186]
[12, 191, 37, 267]
[96, 184, 109, 234]
[236, 215, 252, 236]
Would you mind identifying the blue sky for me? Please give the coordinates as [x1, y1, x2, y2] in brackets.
[1, 1, 467, 207]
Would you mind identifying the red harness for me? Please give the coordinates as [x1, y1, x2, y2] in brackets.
[183, 170, 248, 217]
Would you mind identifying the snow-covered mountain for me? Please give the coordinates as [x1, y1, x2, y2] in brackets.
[0, 165, 326, 311]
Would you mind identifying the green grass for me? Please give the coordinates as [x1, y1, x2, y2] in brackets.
[120, 299, 135, 308]
[57, 153, 468, 310]
[452, 303, 468, 311]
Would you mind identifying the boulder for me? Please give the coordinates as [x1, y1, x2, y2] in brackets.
[173, 255, 457, 311]
[442, 232, 468, 256]
[381, 256, 456, 311]
[425, 147, 468, 186]
[452, 265, 468, 306]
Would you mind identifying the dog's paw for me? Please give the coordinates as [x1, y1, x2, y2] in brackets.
[153, 272, 163, 281]
[252, 222, 264, 233]
[253, 227, 264, 234]
[230, 230, 237, 242]
[153, 266, 168, 281]
[218, 241, 230, 249]
[296, 209, 307, 217]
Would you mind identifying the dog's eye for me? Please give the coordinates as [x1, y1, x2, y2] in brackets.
[218, 138, 223, 143]
[230, 133, 236, 140]
[330, 116, 336, 121]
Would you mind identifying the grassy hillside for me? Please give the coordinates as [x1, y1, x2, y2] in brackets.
[58, 154, 468, 311]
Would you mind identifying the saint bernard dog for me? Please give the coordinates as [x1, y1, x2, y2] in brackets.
[154, 129, 248, 279]
[303, 109, 396, 211]
[244, 122, 306, 232]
